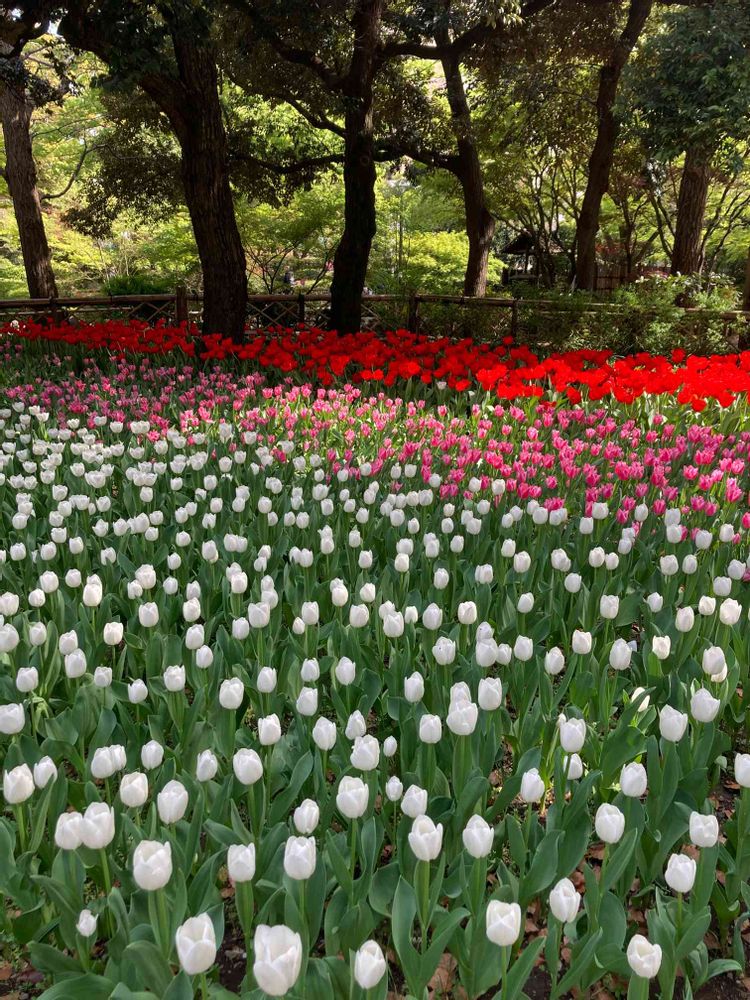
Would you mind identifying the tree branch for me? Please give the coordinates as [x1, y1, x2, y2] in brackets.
[222, 0, 345, 91]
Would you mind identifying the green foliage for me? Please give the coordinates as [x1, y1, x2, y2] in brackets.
[631, 0, 750, 160]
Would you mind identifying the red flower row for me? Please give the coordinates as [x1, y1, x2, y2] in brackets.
[5, 319, 750, 408]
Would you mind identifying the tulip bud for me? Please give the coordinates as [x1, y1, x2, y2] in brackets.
[80, 802, 115, 849]
[233, 748, 263, 786]
[545, 647, 565, 675]
[513, 635, 534, 661]
[408, 814, 443, 861]
[486, 900, 521, 946]
[620, 762, 647, 797]
[175, 913, 217, 976]
[627, 934, 662, 979]
[659, 705, 688, 743]
[258, 714, 282, 746]
[520, 768, 545, 804]
[665, 852, 696, 894]
[0, 703, 24, 735]
[462, 814, 493, 858]
[120, 772, 149, 808]
[386, 776, 403, 801]
[228, 843, 256, 883]
[196, 749, 218, 782]
[478, 677, 503, 711]
[354, 940, 387, 989]
[141, 740, 164, 770]
[336, 776, 368, 819]
[3, 763, 34, 804]
[549, 877, 580, 923]
[133, 839, 172, 890]
[253, 924, 302, 997]
[55, 811, 82, 850]
[157, 779, 188, 824]
[219, 677, 244, 710]
[594, 803, 625, 844]
[609, 638, 632, 671]
[735, 753, 750, 788]
[404, 672, 425, 703]
[559, 718, 586, 753]
[293, 799, 320, 835]
[283, 835, 316, 880]
[401, 784, 428, 819]
[690, 688, 720, 723]
[571, 630, 592, 655]
[689, 811, 719, 848]
[76, 909, 97, 938]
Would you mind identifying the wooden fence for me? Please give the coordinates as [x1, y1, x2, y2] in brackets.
[0, 288, 748, 348]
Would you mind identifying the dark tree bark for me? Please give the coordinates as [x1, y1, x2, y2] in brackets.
[440, 49, 495, 296]
[59, 5, 247, 340]
[151, 36, 247, 340]
[574, 0, 653, 291]
[0, 78, 58, 298]
[328, 0, 384, 334]
[670, 144, 712, 277]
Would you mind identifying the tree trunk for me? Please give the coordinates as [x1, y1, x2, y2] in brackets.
[0, 79, 58, 299]
[575, 0, 653, 291]
[743, 244, 750, 313]
[440, 49, 495, 296]
[166, 38, 247, 340]
[329, 0, 384, 334]
[59, 4, 247, 340]
[671, 145, 712, 277]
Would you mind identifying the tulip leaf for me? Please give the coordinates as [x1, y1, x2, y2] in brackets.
[268, 752, 313, 825]
[601, 829, 638, 893]
[391, 877, 424, 995]
[369, 861, 400, 916]
[37, 973, 116, 999]
[675, 907, 711, 961]
[501, 935, 546, 1000]
[162, 971, 194, 1000]
[122, 939, 173, 996]
[555, 928, 603, 994]
[521, 829, 562, 903]
[27, 942, 83, 975]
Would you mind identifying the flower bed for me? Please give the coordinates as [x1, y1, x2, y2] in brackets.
[4, 318, 750, 407]
[0, 340, 748, 999]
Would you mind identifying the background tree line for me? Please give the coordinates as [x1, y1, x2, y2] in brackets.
[0, 0, 749, 337]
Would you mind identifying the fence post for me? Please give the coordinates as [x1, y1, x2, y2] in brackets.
[49, 297, 61, 325]
[740, 247, 750, 349]
[175, 284, 189, 325]
[298, 292, 306, 326]
[510, 299, 519, 340]
[408, 293, 419, 333]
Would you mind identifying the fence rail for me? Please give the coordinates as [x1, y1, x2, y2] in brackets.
[1, 288, 749, 350]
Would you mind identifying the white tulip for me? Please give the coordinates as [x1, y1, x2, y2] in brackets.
[253, 924, 302, 997]
[549, 877, 580, 923]
[689, 811, 719, 848]
[520, 769, 545, 804]
[594, 803, 625, 844]
[408, 814, 443, 861]
[133, 840, 172, 891]
[354, 940, 387, 989]
[486, 900, 521, 946]
[665, 853, 696, 894]
[462, 814, 494, 858]
[627, 935, 662, 978]
[228, 843, 256, 883]
[175, 913, 217, 976]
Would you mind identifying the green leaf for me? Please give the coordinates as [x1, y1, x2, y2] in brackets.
[38, 974, 115, 999]
[521, 829, 562, 902]
[503, 936, 546, 1000]
[676, 908, 711, 961]
[123, 939, 173, 996]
